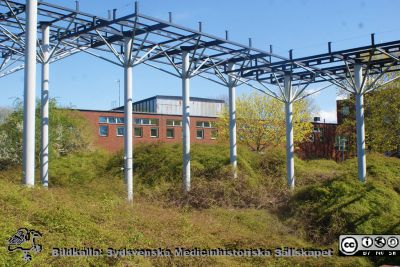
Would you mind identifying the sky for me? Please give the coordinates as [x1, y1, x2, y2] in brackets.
[1, 0, 399, 123]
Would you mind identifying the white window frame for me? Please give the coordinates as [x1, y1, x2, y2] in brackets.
[99, 125, 109, 137]
[211, 129, 217, 140]
[99, 116, 108, 123]
[196, 129, 204, 139]
[134, 127, 143, 138]
[166, 128, 174, 139]
[150, 127, 159, 138]
[116, 126, 124, 137]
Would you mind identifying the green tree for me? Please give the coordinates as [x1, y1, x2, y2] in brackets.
[0, 99, 94, 170]
[336, 79, 400, 155]
[216, 92, 314, 152]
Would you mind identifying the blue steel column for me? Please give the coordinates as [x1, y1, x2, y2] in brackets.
[22, 0, 38, 186]
[284, 74, 295, 189]
[124, 37, 133, 201]
[228, 63, 237, 178]
[182, 51, 191, 193]
[40, 23, 50, 187]
[354, 63, 366, 182]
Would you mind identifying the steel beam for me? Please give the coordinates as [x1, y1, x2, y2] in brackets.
[182, 51, 191, 193]
[354, 63, 366, 182]
[22, 0, 37, 186]
[40, 23, 50, 187]
[284, 74, 295, 189]
[124, 37, 133, 201]
[228, 63, 237, 178]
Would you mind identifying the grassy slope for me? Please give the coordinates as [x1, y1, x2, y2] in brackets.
[1, 144, 398, 266]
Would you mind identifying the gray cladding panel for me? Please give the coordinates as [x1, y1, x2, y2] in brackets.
[156, 99, 223, 117]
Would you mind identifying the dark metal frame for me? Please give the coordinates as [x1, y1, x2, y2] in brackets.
[1, 1, 400, 99]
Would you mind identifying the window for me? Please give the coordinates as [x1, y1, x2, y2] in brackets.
[108, 117, 117, 124]
[211, 130, 218, 140]
[99, 125, 108, 136]
[196, 129, 204, 139]
[134, 127, 143, 137]
[341, 106, 350, 116]
[134, 118, 159, 125]
[196, 121, 214, 128]
[166, 128, 174, 138]
[167, 119, 182, 126]
[117, 127, 124, 136]
[99, 116, 124, 124]
[150, 128, 159, 138]
[99, 116, 108, 123]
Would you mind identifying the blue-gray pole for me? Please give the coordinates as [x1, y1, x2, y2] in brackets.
[284, 74, 295, 189]
[40, 23, 50, 187]
[182, 51, 191, 193]
[228, 63, 237, 178]
[124, 37, 133, 201]
[354, 63, 366, 182]
[22, 0, 38, 186]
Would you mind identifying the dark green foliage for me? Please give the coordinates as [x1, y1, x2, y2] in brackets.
[259, 147, 286, 178]
[285, 154, 400, 265]
[0, 141, 398, 266]
[337, 81, 400, 155]
[0, 99, 93, 170]
[50, 150, 110, 187]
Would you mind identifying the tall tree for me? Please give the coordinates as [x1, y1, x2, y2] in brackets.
[216, 92, 313, 152]
[336, 79, 400, 155]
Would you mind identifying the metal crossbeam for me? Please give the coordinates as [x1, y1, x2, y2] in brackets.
[0, 0, 400, 96]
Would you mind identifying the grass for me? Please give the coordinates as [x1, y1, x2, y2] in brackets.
[1, 143, 399, 266]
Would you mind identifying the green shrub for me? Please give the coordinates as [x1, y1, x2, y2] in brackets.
[258, 147, 286, 178]
[0, 99, 93, 170]
[50, 151, 110, 187]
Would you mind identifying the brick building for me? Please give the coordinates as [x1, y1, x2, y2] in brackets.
[77, 95, 224, 152]
[297, 117, 342, 160]
[298, 99, 353, 160]
[77, 95, 348, 160]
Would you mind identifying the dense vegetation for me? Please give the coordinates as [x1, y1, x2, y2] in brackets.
[1, 142, 399, 266]
[337, 80, 400, 155]
[0, 100, 93, 170]
[216, 92, 314, 152]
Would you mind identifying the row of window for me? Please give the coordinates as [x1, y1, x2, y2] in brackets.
[99, 116, 124, 124]
[99, 117, 214, 128]
[99, 125, 217, 139]
[99, 116, 159, 125]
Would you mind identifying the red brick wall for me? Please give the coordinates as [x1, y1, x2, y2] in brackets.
[297, 122, 340, 160]
[79, 110, 344, 160]
[78, 110, 218, 152]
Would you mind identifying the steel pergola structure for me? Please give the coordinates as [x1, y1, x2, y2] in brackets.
[1, 0, 400, 201]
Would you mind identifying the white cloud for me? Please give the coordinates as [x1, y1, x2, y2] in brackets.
[336, 94, 348, 101]
[316, 109, 337, 123]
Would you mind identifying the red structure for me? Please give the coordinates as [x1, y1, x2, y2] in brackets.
[77, 95, 350, 160]
[78, 109, 219, 153]
[298, 99, 354, 161]
[298, 118, 340, 160]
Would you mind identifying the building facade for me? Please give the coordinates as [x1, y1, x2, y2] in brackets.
[297, 117, 342, 160]
[78, 96, 223, 152]
[77, 95, 348, 160]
